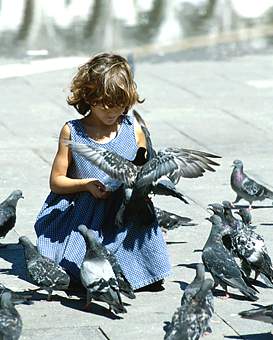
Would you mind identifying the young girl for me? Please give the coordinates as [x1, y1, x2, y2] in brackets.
[34, 53, 171, 291]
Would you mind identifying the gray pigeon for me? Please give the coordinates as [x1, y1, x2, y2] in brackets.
[19, 236, 70, 300]
[231, 159, 273, 207]
[64, 131, 220, 228]
[164, 278, 214, 340]
[0, 283, 33, 305]
[202, 214, 258, 301]
[181, 263, 214, 334]
[78, 225, 126, 314]
[0, 190, 23, 239]
[0, 291, 22, 340]
[239, 304, 273, 326]
[221, 203, 273, 287]
[235, 207, 253, 227]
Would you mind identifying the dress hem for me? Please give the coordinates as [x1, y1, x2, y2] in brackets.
[131, 270, 172, 290]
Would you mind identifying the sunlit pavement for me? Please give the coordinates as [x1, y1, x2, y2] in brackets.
[1, 44, 273, 339]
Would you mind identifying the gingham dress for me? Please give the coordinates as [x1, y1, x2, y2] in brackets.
[34, 114, 171, 289]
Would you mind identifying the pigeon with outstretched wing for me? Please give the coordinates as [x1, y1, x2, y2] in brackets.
[64, 124, 220, 228]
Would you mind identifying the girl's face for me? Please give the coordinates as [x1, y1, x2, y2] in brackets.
[91, 105, 125, 125]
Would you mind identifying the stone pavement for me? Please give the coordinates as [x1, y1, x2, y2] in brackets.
[0, 50, 273, 339]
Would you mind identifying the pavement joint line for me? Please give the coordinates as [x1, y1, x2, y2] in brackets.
[214, 311, 243, 339]
[98, 326, 111, 340]
[31, 148, 52, 166]
[218, 108, 271, 137]
[146, 71, 202, 99]
[0, 120, 17, 136]
[165, 120, 216, 152]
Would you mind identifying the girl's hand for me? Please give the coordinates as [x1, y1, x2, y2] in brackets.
[85, 179, 110, 199]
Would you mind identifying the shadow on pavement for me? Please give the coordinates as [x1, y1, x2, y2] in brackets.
[0, 244, 28, 280]
[225, 332, 273, 339]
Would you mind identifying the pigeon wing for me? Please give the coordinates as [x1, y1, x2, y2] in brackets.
[241, 177, 267, 197]
[160, 147, 221, 183]
[64, 140, 138, 187]
[28, 256, 69, 289]
[136, 154, 178, 188]
[132, 109, 157, 160]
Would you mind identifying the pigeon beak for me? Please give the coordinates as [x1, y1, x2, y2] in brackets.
[206, 206, 214, 214]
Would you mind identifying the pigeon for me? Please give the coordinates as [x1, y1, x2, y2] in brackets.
[235, 207, 253, 227]
[64, 124, 220, 228]
[181, 264, 214, 314]
[78, 225, 126, 314]
[0, 283, 33, 305]
[155, 207, 194, 231]
[0, 291, 22, 340]
[202, 214, 258, 301]
[164, 278, 214, 340]
[221, 203, 273, 287]
[0, 190, 23, 239]
[19, 236, 70, 300]
[181, 263, 214, 334]
[231, 159, 273, 207]
[239, 303, 273, 326]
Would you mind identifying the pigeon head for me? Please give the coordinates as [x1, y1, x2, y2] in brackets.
[0, 291, 13, 309]
[78, 224, 97, 250]
[195, 263, 205, 281]
[18, 236, 38, 260]
[205, 214, 223, 225]
[232, 160, 243, 169]
[5, 190, 24, 207]
[234, 208, 252, 224]
[18, 236, 32, 247]
[222, 201, 234, 209]
[207, 203, 224, 216]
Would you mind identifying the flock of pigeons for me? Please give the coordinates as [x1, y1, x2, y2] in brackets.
[0, 113, 273, 338]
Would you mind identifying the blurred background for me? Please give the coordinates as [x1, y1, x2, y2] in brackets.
[1, 0, 273, 64]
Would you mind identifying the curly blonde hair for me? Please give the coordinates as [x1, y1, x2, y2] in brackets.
[67, 53, 143, 115]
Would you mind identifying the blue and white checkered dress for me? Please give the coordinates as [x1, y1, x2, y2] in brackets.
[34, 114, 171, 289]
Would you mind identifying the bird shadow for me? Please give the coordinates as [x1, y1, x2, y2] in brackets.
[233, 204, 273, 209]
[176, 263, 200, 270]
[61, 299, 124, 320]
[0, 243, 28, 280]
[31, 290, 125, 319]
[260, 223, 273, 226]
[225, 332, 273, 339]
[166, 241, 187, 245]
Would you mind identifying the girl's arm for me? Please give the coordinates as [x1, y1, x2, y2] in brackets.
[49, 124, 108, 199]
